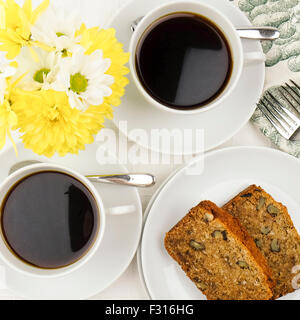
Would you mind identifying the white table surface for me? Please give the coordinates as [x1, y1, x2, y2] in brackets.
[0, 0, 275, 300]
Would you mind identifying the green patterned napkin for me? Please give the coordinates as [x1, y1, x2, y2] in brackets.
[233, 0, 300, 157]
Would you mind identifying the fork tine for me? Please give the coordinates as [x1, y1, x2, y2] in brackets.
[259, 81, 300, 141]
[260, 99, 293, 133]
[290, 79, 300, 91]
[278, 87, 300, 113]
[263, 96, 295, 127]
[266, 92, 300, 125]
[280, 85, 300, 105]
[257, 103, 291, 139]
[285, 82, 300, 101]
[261, 98, 294, 132]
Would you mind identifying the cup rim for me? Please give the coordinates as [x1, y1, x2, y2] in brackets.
[0, 163, 105, 279]
[129, 0, 244, 115]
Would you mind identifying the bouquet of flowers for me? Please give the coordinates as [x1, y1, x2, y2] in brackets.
[0, 0, 129, 157]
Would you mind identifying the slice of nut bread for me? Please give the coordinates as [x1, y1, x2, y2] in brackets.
[223, 185, 300, 299]
[165, 201, 274, 300]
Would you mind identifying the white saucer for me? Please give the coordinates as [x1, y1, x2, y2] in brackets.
[0, 143, 142, 300]
[140, 146, 300, 300]
[107, 0, 265, 155]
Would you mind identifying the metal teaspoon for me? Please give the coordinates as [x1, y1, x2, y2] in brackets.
[131, 17, 280, 40]
[9, 160, 156, 188]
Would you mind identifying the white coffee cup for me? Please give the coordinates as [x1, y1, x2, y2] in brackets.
[129, 0, 265, 115]
[0, 163, 135, 280]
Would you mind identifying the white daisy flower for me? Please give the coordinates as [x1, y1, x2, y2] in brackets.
[15, 48, 62, 91]
[31, 5, 82, 56]
[53, 47, 114, 111]
[0, 54, 16, 104]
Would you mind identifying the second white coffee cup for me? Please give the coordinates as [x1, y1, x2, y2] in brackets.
[129, 0, 265, 115]
[0, 163, 135, 280]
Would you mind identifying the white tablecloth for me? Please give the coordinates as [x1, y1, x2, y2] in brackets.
[0, 0, 275, 300]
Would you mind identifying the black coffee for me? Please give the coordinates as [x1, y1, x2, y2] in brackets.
[135, 12, 233, 110]
[1, 171, 99, 269]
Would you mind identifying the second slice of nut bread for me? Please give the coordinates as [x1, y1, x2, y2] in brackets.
[223, 185, 300, 299]
[165, 201, 274, 300]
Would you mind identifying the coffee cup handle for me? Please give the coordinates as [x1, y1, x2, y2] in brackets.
[106, 205, 136, 216]
[244, 52, 266, 66]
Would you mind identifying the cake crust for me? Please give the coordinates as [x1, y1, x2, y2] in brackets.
[165, 201, 274, 300]
[223, 185, 300, 298]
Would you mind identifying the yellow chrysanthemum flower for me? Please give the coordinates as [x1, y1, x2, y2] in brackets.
[0, 0, 50, 59]
[0, 79, 18, 153]
[77, 25, 130, 108]
[12, 89, 113, 157]
[0, 98, 17, 151]
[0, 10, 129, 157]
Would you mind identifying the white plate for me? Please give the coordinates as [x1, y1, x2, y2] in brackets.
[140, 146, 300, 300]
[137, 167, 182, 299]
[0, 143, 142, 300]
[107, 0, 265, 155]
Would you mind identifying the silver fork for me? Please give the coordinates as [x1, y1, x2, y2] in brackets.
[257, 80, 300, 140]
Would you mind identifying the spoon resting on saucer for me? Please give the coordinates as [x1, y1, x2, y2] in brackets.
[9, 161, 156, 188]
[131, 16, 280, 40]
